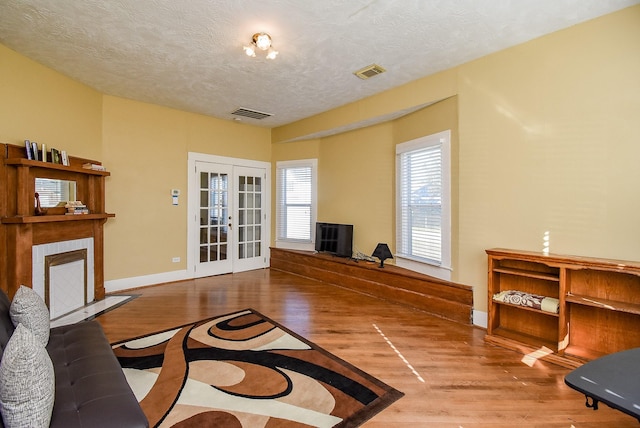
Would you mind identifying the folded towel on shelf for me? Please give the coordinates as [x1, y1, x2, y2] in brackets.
[493, 289, 560, 314]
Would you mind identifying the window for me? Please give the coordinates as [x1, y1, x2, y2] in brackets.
[276, 159, 317, 250]
[396, 130, 451, 279]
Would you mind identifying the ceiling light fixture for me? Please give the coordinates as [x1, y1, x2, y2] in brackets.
[243, 32, 278, 60]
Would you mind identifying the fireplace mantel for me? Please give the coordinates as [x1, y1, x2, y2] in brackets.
[0, 142, 114, 300]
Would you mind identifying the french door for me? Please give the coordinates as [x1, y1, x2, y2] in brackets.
[233, 166, 267, 272]
[191, 157, 268, 277]
[196, 162, 232, 276]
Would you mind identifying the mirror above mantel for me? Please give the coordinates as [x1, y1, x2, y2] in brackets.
[35, 178, 76, 208]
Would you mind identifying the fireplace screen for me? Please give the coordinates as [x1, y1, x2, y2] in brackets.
[44, 249, 87, 318]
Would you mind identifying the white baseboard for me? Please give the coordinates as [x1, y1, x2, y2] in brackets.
[105, 269, 191, 294]
[473, 310, 488, 328]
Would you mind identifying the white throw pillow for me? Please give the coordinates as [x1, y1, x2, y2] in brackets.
[9, 286, 50, 346]
[0, 323, 55, 428]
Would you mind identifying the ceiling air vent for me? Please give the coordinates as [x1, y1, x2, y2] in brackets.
[353, 64, 386, 80]
[231, 107, 272, 120]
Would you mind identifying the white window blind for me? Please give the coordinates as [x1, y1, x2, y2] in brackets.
[276, 160, 317, 243]
[398, 145, 442, 263]
[396, 130, 451, 270]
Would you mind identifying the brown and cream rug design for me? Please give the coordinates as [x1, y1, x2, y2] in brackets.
[113, 309, 403, 428]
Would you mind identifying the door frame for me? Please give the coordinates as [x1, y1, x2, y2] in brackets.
[187, 152, 271, 277]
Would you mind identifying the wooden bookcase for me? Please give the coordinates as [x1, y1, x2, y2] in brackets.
[0, 142, 114, 300]
[485, 248, 640, 368]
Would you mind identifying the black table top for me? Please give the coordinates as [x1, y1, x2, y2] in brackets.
[565, 347, 640, 421]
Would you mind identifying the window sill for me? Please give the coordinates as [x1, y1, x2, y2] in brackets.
[275, 240, 315, 252]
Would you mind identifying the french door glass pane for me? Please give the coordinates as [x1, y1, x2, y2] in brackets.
[199, 172, 229, 263]
[237, 173, 262, 260]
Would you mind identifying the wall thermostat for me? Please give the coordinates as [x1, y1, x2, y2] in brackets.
[171, 189, 180, 206]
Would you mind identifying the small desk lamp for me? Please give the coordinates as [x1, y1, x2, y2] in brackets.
[372, 243, 393, 268]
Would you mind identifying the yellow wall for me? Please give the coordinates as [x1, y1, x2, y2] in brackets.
[271, 90, 459, 263]
[275, 97, 460, 260]
[456, 6, 640, 310]
[0, 44, 102, 159]
[102, 96, 271, 279]
[317, 123, 394, 256]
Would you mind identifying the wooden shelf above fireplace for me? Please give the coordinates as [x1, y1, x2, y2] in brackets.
[4, 158, 111, 176]
[1, 213, 115, 224]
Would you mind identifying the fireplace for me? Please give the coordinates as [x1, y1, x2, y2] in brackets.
[32, 238, 95, 319]
[0, 142, 112, 304]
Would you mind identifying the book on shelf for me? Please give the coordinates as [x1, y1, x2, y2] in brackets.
[61, 150, 69, 166]
[64, 201, 89, 215]
[24, 140, 33, 160]
[65, 208, 89, 215]
[31, 142, 39, 161]
[41, 144, 47, 162]
[82, 162, 106, 171]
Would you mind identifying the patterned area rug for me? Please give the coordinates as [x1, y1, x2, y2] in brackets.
[113, 309, 403, 428]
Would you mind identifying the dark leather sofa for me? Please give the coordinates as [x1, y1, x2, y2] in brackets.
[0, 289, 148, 428]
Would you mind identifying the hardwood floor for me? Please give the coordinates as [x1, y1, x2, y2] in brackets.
[97, 269, 637, 427]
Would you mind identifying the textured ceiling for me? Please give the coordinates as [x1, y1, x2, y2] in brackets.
[0, 0, 637, 134]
